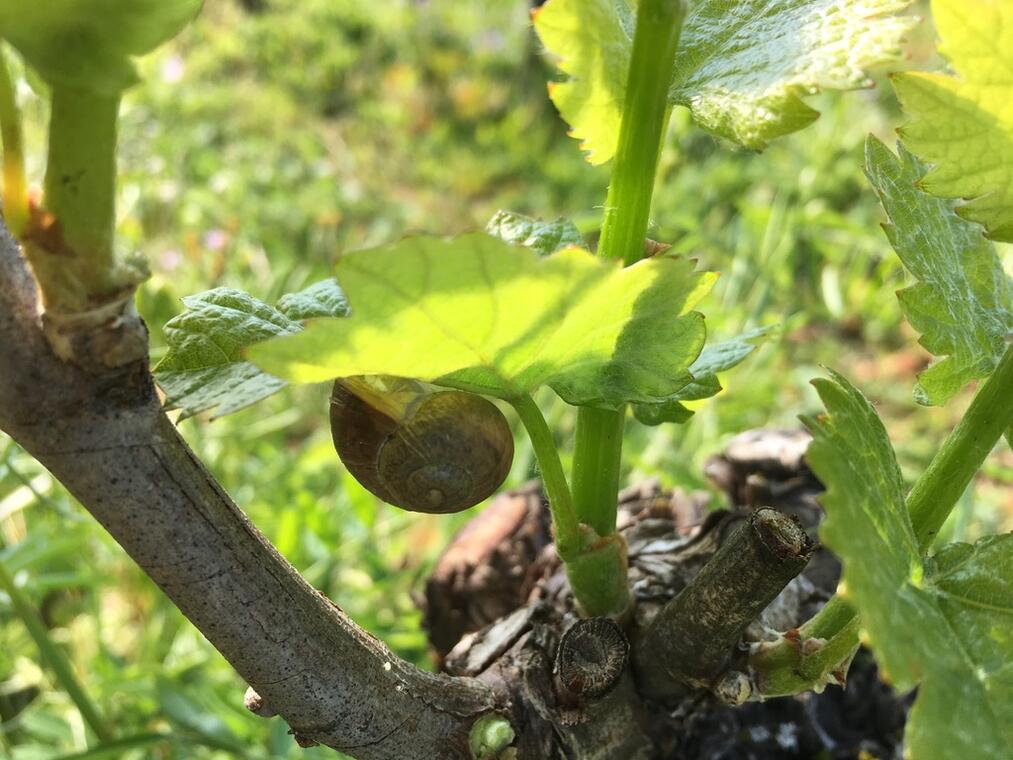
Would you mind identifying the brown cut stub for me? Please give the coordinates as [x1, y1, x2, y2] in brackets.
[753, 508, 814, 561]
[554, 617, 630, 699]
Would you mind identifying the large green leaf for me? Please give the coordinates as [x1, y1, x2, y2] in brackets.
[534, 0, 913, 163]
[249, 234, 716, 408]
[893, 0, 1013, 242]
[153, 280, 347, 419]
[864, 137, 1012, 406]
[0, 0, 202, 93]
[806, 371, 1012, 760]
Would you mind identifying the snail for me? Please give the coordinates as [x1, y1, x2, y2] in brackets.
[330, 376, 514, 514]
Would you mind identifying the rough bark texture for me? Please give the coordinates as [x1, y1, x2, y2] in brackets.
[0, 223, 502, 758]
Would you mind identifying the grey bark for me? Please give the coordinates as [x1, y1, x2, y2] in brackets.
[0, 222, 502, 758]
[635, 508, 814, 699]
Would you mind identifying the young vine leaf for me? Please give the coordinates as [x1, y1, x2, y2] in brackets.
[485, 210, 583, 257]
[248, 233, 716, 408]
[154, 280, 347, 419]
[633, 325, 773, 425]
[864, 138, 1012, 406]
[0, 0, 202, 93]
[534, 0, 914, 163]
[893, 0, 1013, 242]
[806, 371, 1012, 760]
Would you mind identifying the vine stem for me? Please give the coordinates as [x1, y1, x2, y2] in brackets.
[570, 0, 687, 542]
[755, 343, 1013, 694]
[597, 1, 684, 267]
[570, 406, 625, 537]
[907, 342, 1013, 548]
[0, 43, 28, 237]
[0, 558, 113, 744]
[45, 86, 119, 267]
[24, 83, 148, 369]
[29, 85, 125, 314]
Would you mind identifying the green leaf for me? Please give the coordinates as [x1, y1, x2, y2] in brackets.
[677, 325, 772, 400]
[864, 137, 1013, 406]
[533, 0, 634, 165]
[534, 0, 913, 163]
[893, 0, 1013, 242]
[632, 398, 694, 425]
[806, 371, 1012, 760]
[275, 277, 350, 321]
[485, 210, 584, 257]
[669, 0, 914, 151]
[249, 233, 716, 408]
[632, 326, 772, 425]
[153, 280, 347, 419]
[0, 0, 202, 93]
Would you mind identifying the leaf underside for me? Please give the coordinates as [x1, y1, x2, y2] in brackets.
[893, 0, 1013, 242]
[806, 371, 1013, 760]
[632, 325, 773, 425]
[154, 280, 347, 419]
[485, 210, 584, 258]
[0, 0, 202, 92]
[864, 137, 1012, 406]
[249, 233, 716, 409]
[534, 0, 914, 163]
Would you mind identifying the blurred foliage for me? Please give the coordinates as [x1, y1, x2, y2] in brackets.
[0, 0, 1009, 758]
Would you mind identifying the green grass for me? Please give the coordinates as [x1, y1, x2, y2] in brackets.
[1, 1, 1009, 758]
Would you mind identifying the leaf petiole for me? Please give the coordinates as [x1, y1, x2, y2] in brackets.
[509, 393, 580, 557]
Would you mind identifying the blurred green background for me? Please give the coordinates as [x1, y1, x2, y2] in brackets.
[1, 1, 1009, 758]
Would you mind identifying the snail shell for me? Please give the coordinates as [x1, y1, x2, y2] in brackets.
[330, 377, 514, 514]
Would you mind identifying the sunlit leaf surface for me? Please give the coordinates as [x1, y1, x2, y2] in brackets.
[894, 0, 1013, 242]
[250, 234, 716, 408]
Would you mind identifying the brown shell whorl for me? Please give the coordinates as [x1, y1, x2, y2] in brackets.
[330, 379, 513, 514]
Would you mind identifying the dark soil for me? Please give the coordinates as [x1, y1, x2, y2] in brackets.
[420, 429, 912, 759]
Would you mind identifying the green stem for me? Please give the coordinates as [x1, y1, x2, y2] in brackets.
[0, 43, 28, 237]
[510, 394, 580, 557]
[598, 0, 685, 266]
[908, 343, 1013, 549]
[0, 558, 113, 743]
[570, 406, 625, 536]
[796, 617, 860, 683]
[756, 343, 1013, 694]
[753, 616, 860, 698]
[45, 86, 118, 264]
[570, 0, 686, 543]
[26, 84, 140, 315]
[512, 395, 631, 615]
[798, 594, 855, 641]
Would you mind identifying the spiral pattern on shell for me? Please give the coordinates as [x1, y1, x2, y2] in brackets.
[330, 380, 514, 514]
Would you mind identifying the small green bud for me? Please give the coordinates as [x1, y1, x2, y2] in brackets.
[468, 713, 515, 760]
